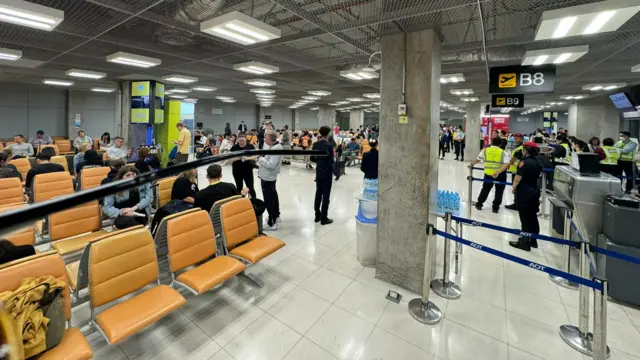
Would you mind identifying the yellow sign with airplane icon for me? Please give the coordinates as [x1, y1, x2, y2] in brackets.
[498, 73, 516, 88]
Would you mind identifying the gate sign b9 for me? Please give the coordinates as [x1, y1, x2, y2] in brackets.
[489, 65, 556, 94]
[491, 94, 524, 108]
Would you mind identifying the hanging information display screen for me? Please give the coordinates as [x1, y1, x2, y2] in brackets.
[154, 82, 165, 124]
[489, 65, 556, 94]
[131, 81, 151, 124]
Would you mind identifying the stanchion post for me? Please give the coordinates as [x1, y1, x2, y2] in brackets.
[593, 278, 611, 359]
[559, 241, 595, 356]
[431, 212, 462, 300]
[550, 210, 578, 290]
[467, 166, 474, 213]
[454, 221, 463, 275]
[539, 171, 550, 219]
[408, 224, 443, 325]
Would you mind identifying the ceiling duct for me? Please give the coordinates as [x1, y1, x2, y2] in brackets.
[441, 48, 524, 64]
[173, 0, 226, 25]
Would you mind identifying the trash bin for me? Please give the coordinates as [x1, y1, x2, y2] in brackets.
[356, 201, 377, 267]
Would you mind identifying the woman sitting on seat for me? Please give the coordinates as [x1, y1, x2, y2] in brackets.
[75, 149, 103, 175]
[103, 165, 154, 229]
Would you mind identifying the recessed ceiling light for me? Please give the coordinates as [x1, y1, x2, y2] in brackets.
[106, 51, 161, 68]
[308, 90, 331, 96]
[183, 98, 198, 103]
[521, 45, 589, 66]
[372, 102, 380, 106]
[215, 96, 234, 100]
[233, 61, 279, 75]
[0, 47, 21, 60]
[169, 94, 187, 99]
[43, 79, 73, 86]
[162, 74, 198, 83]
[461, 97, 479, 102]
[192, 86, 217, 92]
[169, 88, 191, 93]
[244, 79, 276, 86]
[302, 96, 320, 100]
[440, 73, 466, 83]
[65, 69, 106, 79]
[200, 11, 281, 45]
[250, 88, 275, 94]
[340, 69, 379, 81]
[535, 0, 640, 40]
[560, 94, 587, 100]
[221, 99, 236, 103]
[632, 64, 640, 72]
[310, 107, 319, 110]
[256, 94, 276, 99]
[336, 101, 350, 105]
[0, 0, 64, 31]
[362, 93, 380, 99]
[346, 97, 365, 102]
[582, 83, 626, 91]
[91, 87, 115, 93]
[450, 89, 474, 95]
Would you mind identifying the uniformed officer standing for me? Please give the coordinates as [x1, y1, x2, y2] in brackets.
[617, 131, 638, 193]
[493, 133, 524, 210]
[600, 137, 621, 177]
[469, 137, 510, 213]
[509, 142, 542, 252]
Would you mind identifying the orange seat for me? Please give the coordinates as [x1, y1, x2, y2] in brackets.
[38, 144, 59, 155]
[54, 140, 74, 155]
[8, 158, 31, 185]
[220, 198, 285, 264]
[32, 172, 74, 203]
[79, 166, 110, 190]
[166, 210, 245, 294]
[156, 176, 176, 208]
[0, 177, 24, 206]
[50, 155, 71, 173]
[49, 200, 107, 255]
[0, 204, 34, 247]
[0, 251, 92, 360]
[89, 227, 186, 344]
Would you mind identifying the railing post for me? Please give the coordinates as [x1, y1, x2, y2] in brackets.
[408, 224, 443, 325]
[559, 241, 596, 356]
[550, 209, 578, 290]
[431, 212, 462, 300]
[454, 220, 463, 275]
[467, 166, 474, 213]
[592, 278, 611, 359]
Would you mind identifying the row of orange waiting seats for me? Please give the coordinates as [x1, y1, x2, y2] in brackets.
[0, 196, 285, 358]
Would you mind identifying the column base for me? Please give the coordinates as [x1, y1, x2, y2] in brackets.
[430, 279, 462, 300]
[559, 325, 610, 358]
[408, 298, 443, 325]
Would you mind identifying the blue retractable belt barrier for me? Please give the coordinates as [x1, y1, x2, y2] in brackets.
[435, 229, 602, 291]
[451, 215, 576, 247]
[472, 167, 555, 173]
[471, 177, 513, 186]
[453, 214, 640, 266]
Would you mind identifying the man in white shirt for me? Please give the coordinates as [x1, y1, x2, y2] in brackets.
[258, 130, 282, 230]
[73, 130, 92, 152]
[454, 126, 466, 161]
[106, 137, 128, 160]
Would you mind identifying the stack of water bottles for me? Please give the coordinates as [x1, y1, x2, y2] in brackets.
[362, 178, 379, 201]
[437, 190, 460, 214]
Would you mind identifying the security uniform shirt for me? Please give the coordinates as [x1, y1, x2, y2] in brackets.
[516, 157, 542, 189]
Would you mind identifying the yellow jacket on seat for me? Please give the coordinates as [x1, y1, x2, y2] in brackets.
[0, 276, 65, 358]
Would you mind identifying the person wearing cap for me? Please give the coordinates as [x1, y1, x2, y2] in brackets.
[509, 142, 542, 252]
[493, 133, 524, 210]
[469, 136, 510, 213]
[616, 131, 637, 193]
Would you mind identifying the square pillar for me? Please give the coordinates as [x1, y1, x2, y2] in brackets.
[568, 100, 621, 141]
[465, 102, 483, 160]
[349, 109, 364, 130]
[318, 105, 335, 128]
[377, 29, 441, 294]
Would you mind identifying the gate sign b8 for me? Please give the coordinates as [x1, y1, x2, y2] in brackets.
[489, 65, 556, 94]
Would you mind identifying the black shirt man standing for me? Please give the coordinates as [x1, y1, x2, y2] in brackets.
[311, 126, 334, 225]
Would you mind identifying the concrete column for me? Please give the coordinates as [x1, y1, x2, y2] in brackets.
[377, 29, 441, 294]
[318, 105, 335, 128]
[464, 102, 483, 160]
[349, 109, 364, 130]
[568, 99, 621, 141]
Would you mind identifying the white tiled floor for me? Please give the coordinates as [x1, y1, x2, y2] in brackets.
[74, 157, 640, 359]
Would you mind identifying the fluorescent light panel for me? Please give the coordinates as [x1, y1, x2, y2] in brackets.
[0, 0, 64, 31]
[535, 0, 640, 40]
[308, 90, 331, 96]
[201, 11, 281, 45]
[521, 45, 589, 66]
[440, 73, 465, 83]
[233, 61, 279, 75]
[91, 87, 115, 93]
[169, 95, 187, 99]
[631, 63, 640, 72]
[169, 88, 191, 93]
[582, 83, 626, 91]
[65, 69, 106, 79]
[162, 74, 198, 83]
[215, 96, 234, 100]
[0, 46, 21, 60]
[192, 86, 217, 91]
[106, 51, 161, 68]
[362, 93, 380, 99]
[560, 94, 587, 100]
[43, 79, 73, 86]
[450, 89, 474, 95]
[250, 88, 275, 94]
[244, 79, 275, 86]
[302, 96, 320, 100]
[339, 69, 379, 80]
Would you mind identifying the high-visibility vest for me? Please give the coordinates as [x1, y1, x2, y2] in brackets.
[617, 140, 636, 161]
[483, 146, 505, 175]
[601, 146, 620, 165]
[558, 143, 571, 164]
[509, 145, 523, 173]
